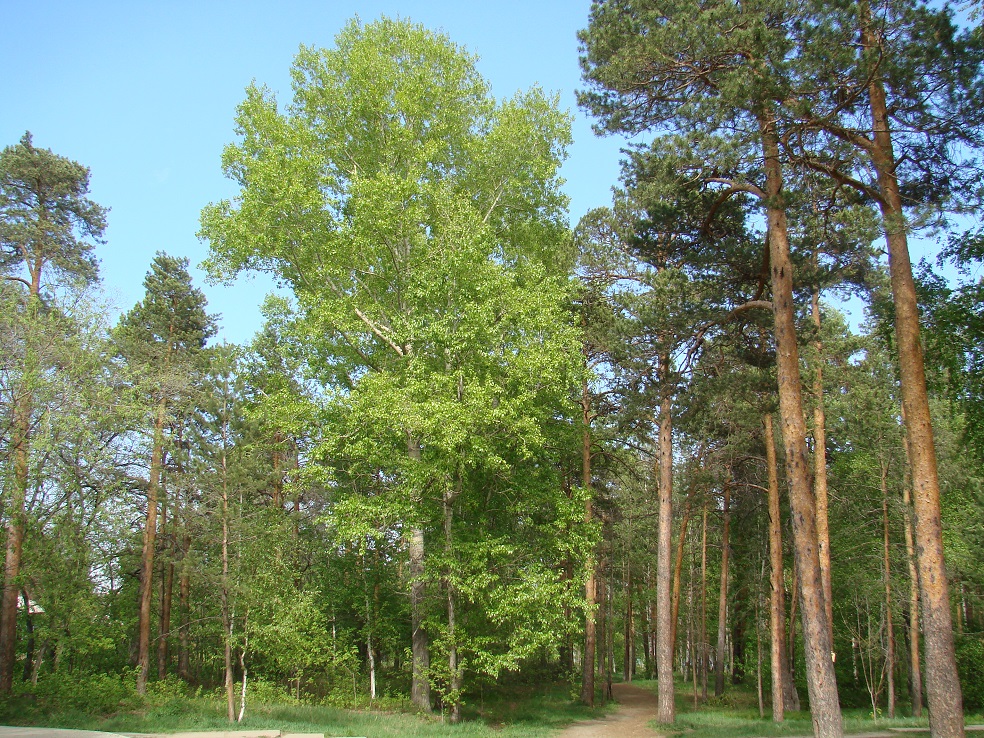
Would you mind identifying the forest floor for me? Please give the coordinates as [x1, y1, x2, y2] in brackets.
[557, 683, 662, 738]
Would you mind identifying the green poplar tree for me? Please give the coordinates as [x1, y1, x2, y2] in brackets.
[201, 17, 577, 713]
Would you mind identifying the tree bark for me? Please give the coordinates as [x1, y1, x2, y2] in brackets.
[811, 288, 834, 647]
[656, 389, 675, 722]
[137, 397, 167, 695]
[715, 477, 731, 698]
[902, 476, 923, 717]
[158, 497, 174, 680]
[0, 388, 31, 694]
[760, 112, 842, 737]
[220, 416, 235, 722]
[881, 457, 896, 719]
[766, 413, 799, 719]
[859, 9, 963, 735]
[408, 436, 430, 713]
[178, 530, 191, 681]
[671, 500, 694, 654]
[624, 562, 633, 682]
[641, 575, 652, 680]
[443, 485, 462, 723]
[581, 381, 598, 706]
[701, 502, 709, 701]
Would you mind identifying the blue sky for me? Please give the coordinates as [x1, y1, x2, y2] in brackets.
[2, 1, 630, 344]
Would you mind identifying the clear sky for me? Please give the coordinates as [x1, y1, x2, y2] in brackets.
[2, 1, 630, 344]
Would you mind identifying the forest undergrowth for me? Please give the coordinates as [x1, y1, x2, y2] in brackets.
[0, 673, 608, 737]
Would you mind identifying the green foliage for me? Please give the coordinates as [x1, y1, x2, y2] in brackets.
[9, 669, 141, 716]
[955, 636, 984, 710]
[0, 131, 107, 294]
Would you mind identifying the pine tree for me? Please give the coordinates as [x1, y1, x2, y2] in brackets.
[0, 132, 107, 692]
[115, 253, 215, 694]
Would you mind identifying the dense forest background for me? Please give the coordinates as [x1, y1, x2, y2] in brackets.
[2, 3, 984, 738]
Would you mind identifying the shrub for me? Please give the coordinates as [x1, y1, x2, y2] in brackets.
[24, 670, 142, 715]
[955, 635, 984, 710]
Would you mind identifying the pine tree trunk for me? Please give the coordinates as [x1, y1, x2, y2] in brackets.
[859, 9, 962, 735]
[408, 437, 431, 713]
[715, 478, 731, 698]
[605, 574, 614, 701]
[701, 503, 709, 701]
[767, 413, 787, 721]
[902, 478, 923, 717]
[882, 458, 896, 718]
[0, 390, 30, 694]
[641, 576, 652, 680]
[137, 398, 167, 695]
[811, 288, 835, 647]
[656, 390, 675, 722]
[596, 564, 607, 689]
[624, 563, 633, 682]
[178, 530, 191, 681]
[759, 112, 842, 737]
[158, 498, 173, 680]
[758, 560, 766, 719]
[581, 384, 597, 706]
[671, 502, 694, 652]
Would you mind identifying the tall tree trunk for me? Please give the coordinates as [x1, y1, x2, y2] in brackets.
[407, 436, 431, 713]
[221, 427, 234, 722]
[690, 564, 699, 706]
[137, 397, 167, 695]
[0, 389, 31, 694]
[766, 413, 800, 717]
[178, 529, 191, 681]
[715, 477, 731, 698]
[158, 497, 173, 680]
[21, 590, 33, 683]
[860, 10, 962, 735]
[605, 573, 614, 701]
[701, 502, 709, 701]
[760, 112, 842, 737]
[641, 576, 652, 680]
[443, 485, 462, 723]
[811, 287, 835, 647]
[881, 457, 896, 718]
[581, 381, 598, 706]
[902, 477, 923, 717]
[758, 559, 766, 719]
[767, 412, 787, 722]
[624, 562, 633, 682]
[656, 389, 675, 722]
[671, 500, 694, 652]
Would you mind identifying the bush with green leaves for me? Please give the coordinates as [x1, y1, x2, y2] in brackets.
[955, 635, 984, 709]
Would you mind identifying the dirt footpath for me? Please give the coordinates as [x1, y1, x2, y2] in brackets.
[558, 683, 662, 738]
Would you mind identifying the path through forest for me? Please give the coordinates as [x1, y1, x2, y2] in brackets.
[558, 683, 662, 738]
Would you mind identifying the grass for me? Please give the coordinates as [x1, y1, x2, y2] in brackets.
[628, 677, 984, 738]
[0, 679, 609, 738]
